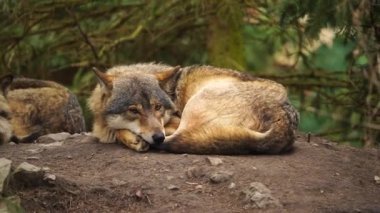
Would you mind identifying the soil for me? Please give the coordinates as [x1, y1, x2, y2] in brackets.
[1, 133, 379, 213]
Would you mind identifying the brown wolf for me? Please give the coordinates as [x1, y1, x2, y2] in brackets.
[0, 75, 86, 143]
[88, 63, 180, 152]
[153, 65, 299, 154]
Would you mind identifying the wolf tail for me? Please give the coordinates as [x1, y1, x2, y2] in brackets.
[156, 125, 285, 155]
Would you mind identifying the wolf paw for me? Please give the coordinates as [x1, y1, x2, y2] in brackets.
[116, 129, 149, 152]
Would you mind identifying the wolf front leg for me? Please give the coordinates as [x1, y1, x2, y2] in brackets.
[116, 129, 149, 152]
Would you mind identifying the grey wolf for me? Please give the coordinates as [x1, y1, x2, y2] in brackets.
[88, 63, 180, 152]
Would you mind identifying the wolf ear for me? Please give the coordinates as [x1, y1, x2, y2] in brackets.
[0, 74, 14, 96]
[155, 66, 181, 82]
[92, 67, 113, 91]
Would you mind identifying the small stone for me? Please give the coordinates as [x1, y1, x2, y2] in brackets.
[0, 158, 12, 194]
[44, 173, 56, 181]
[252, 166, 257, 170]
[27, 148, 44, 154]
[192, 159, 200, 164]
[374, 176, 380, 184]
[320, 189, 324, 194]
[135, 189, 144, 199]
[311, 143, 319, 147]
[209, 171, 233, 183]
[241, 182, 282, 209]
[167, 184, 179, 190]
[9, 142, 17, 145]
[143, 156, 148, 160]
[67, 155, 73, 159]
[182, 154, 188, 157]
[186, 166, 205, 178]
[37, 132, 71, 143]
[111, 178, 127, 186]
[195, 185, 203, 189]
[166, 176, 174, 181]
[15, 162, 41, 173]
[42, 167, 51, 171]
[206, 157, 223, 166]
[38, 141, 64, 148]
[229, 182, 236, 189]
[26, 156, 40, 160]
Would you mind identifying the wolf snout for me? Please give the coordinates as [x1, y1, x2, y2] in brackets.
[152, 132, 165, 144]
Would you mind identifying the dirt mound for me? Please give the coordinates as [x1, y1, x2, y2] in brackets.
[1, 133, 379, 212]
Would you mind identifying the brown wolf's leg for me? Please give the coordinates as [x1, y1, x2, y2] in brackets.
[116, 129, 149, 152]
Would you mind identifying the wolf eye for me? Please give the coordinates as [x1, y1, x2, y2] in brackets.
[128, 107, 140, 114]
[154, 104, 162, 111]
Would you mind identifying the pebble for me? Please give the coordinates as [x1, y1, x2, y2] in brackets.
[374, 175, 380, 184]
[0, 158, 12, 194]
[209, 171, 233, 183]
[229, 182, 236, 189]
[241, 182, 282, 209]
[26, 156, 40, 160]
[206, 157, 223, 166]
[186, 166, 205, 178]
[167, 184, 179, 190]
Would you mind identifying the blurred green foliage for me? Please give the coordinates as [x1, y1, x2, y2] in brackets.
[0, 0, 379, 146]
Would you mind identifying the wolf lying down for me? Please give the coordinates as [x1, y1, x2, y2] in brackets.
[0, 75, 86, 145]
[89, 63, 299, 155]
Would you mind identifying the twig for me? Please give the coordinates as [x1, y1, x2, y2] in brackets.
[65, 7, 99, 61]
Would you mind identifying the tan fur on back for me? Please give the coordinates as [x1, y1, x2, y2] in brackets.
[7, 78, 86, 138]
[159, 65, 299, 154]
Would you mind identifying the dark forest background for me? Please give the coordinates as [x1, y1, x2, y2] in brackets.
[0, 0, 379, 147]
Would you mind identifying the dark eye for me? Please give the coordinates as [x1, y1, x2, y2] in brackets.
[155, 104, 162, 111]
[128, 107, 140, 114]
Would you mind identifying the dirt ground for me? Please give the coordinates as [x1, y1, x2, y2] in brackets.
[1, 133, 379, 213]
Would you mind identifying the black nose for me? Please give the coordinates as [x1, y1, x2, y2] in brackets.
[152, 132, 165, 144]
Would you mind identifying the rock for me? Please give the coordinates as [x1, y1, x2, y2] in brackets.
[0, 196, 24, 212]
[167, 184, 179, 190]
[209, 171, 233, 183]
[166, 176, 174, 181]
[43, 173, 56, 185]
[195, 185, 203, 190]
[374, 176, 380, 184]
[26, 156, 40, 160]
[12, 162, 45, 187]
[241, 182, 282, 209]
[15, 162, 41, 173]
[229, 182, 236, 189]
[38, 141, 64, 148]
[42, 167, 51, 172]
[206, 157, 223, 166]
[111, 178, 127, 186]
[186, 166, 205, 178]
[44, 173, 56, 181]
[26, 148, 44, 154]
[0, 158, 12, 194]
[37, 132, 71, 143]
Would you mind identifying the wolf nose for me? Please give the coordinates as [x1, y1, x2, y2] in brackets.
[152, 132, 165, 144]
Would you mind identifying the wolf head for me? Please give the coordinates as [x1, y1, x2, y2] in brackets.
[93, 68, 178, 145]
[0, 75, 13, 145]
